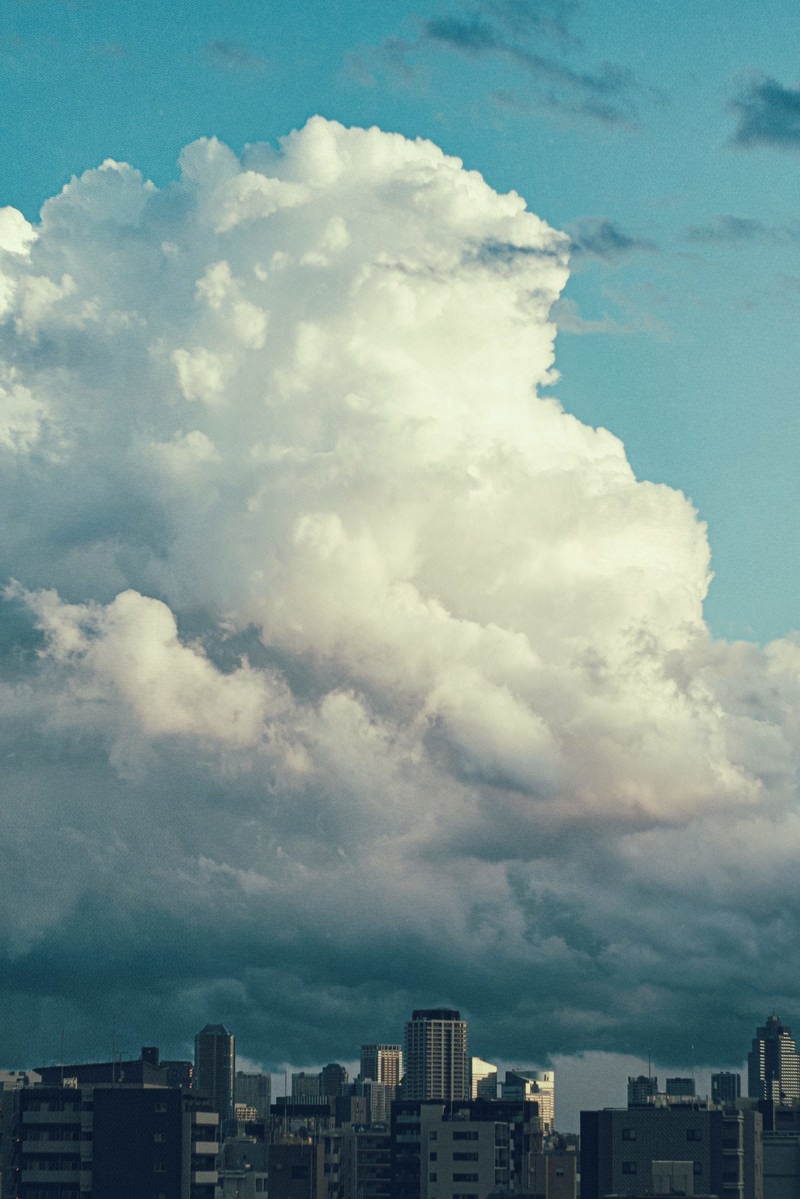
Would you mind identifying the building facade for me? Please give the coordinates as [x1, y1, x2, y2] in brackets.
[748, 1015, 800, 1105]
[361, 1044, 403, 1088]
[404, 1010, 468, 1103]
[195, 1023, 235, 1124]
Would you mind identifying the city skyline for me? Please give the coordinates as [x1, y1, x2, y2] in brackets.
[1, 0, 800, 1116]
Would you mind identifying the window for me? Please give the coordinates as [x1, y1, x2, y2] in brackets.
[694, 1162, 703, 1175]
[430, 1131, 438, 1141]
[687, 1128, 702, 1142]
[453, 1152, 479, 1161]
[452, 1130, 479, 1141]
[429, 1173, 438, 1182]
[622, 1128, 637, 1141]
[622, 1162, 637, 1175]
[429, 1152, 438, 1161]
[453, 1173, 479, 1182]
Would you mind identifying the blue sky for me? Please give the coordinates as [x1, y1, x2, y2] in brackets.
[3, 0, 799, 640]
[1, 0, 800, 1131]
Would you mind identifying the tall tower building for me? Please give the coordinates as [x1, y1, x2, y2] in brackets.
[194, 1024, 235, 1122]
[403, 1008, 468, 1102]
[712, 1071, 741, 1105]
[360, 1044, 403, 1087]
[748, 1013, 800, 1103]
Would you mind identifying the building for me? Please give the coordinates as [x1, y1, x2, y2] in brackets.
[713, 1072, 742, 1105]
[236, 1071, 271, 1119]
[195, 1023, 235, 1124]
[469, 1058, 498, 1100]
[502, 1069, 555, 1131]
[391, 1096, 544, 1199]
[580, 1102, 763, 1199]
[627, 1075, 659, 1106]
[748, 1015, 800, 1105]
[404, 1009, 468, 1103]
[269, 1139, 326, 1199]
[4, 1082, 218, 1198]
[666, 1077, 696, 1097]
[340, 1125, 392, 1199]
[361, 1044, 403, 1088]
[320, 1062, 349, 1101]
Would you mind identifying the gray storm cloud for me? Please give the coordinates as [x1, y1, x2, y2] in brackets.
[1, 118, 798, 1071]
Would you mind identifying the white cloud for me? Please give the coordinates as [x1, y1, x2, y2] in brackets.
[0, 118, 798, 1074]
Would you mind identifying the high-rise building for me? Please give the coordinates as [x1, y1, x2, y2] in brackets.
[502, 1069, 555, 1130]
[403, 1008, 468, 1102]
[360, 1043, 403, 1087]
[235, 1070, 271, 1118]
[627, 1074, 658, 1106]
[195, 1023, 235, 1122]
[470, 1056, 498, 1099]
[712, 1070, 742, 1105]
[748, 1014, 800, 1104]
[320, 1061, 349, 1100]
[666, 1076, 695, 1097]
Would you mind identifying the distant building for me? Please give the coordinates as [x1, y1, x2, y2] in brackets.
[320, 1062, 349, 1100]
[712, 1071, 742, 1105]
[404, 1009, 469, 1102]
[666, 1076, 695, 1097]
[236, 1070, 271, 1119]
[195, 1023, 236, 1124]
[748, 1014, 800, 1104]
[502, 1069, 555, 1131]
[269, 1139, 326, 1199]
[361, 1043, 403, 1088]
[627, 1074, 659, 1106]
[470, 1057, 498, 1100]
[340, 1125, 392, 1199]
[292, 1070, 322, 1101]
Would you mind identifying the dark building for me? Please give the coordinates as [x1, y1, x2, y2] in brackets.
[195, 1023, 235, 1124]
[712, 1072, 742, 1105]
[580, 1103, 762, 1199]
[269, 1140, 326, 1199]
[35, 1045, 188, 1089]
[320, 1062, 349, 1101]
[5, 1083, 218, 1199]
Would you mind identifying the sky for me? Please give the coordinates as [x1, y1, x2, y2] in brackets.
[1, 0, 799, 1134]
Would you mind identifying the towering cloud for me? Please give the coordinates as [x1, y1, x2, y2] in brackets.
[1, 119, 798, 1071]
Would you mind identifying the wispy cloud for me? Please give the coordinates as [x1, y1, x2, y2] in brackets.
[568, 217, 656, 261]
[354, 1, 641, 126]
[204, 39, 266, 73]
[730, 74, 800, 148]
[685, 214, 800, 244]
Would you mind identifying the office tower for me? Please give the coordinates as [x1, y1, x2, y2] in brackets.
[712, 1070, 742, 1105]
[470, 1056, 498, 1099]
[627, 1074, 658, 1106]
[503, 1069, 555, 1130]
[292, 1070, 321, 1101]
[666, 1076, 695, 1096]
[320, 1061, 349, 1099]
[194, 1023, 235, 1122]
[403, 1008, 469, 1102]
[235, 1070, 271, 1118]
[360, 1043, 403, 1087]
[748, 1013, 800, 1103]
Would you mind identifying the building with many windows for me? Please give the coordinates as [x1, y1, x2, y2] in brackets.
[748, 1015, 800, 1105]
[361, 1044, 403, 1088]
[194, 1023, 235, 1125]
[404, 1010, 468, 1103]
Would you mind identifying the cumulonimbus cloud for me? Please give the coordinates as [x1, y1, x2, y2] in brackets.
[1, 118, 798, 1074]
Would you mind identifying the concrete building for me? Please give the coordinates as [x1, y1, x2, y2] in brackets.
[627, 1075, 659, 1107]
[580, 1102, 763, 1199]
[527, 1149, 578, 1199]
[340, 1125, 392, 1199]
[404, 1010, 468, 1103]
[391, 1096, 544, 1199]
[3, 1082, 218, 1198]
[195, 1023, 235, 1124]
[748, 1015, 800, 1105]
[269, 1139, 326, 1199]
[320, 1062, 349, 1101]
[236, 1071, 272, 1120]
